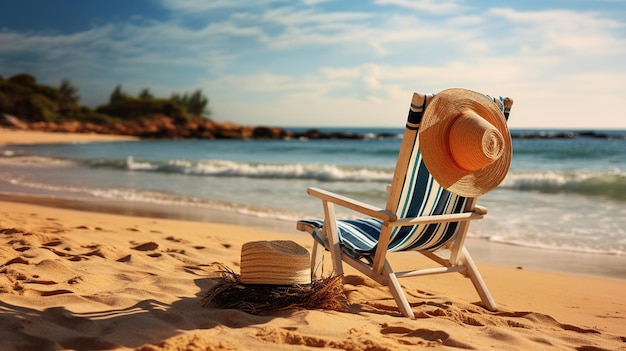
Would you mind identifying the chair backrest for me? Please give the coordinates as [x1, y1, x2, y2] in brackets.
[383, 92, 512, 252]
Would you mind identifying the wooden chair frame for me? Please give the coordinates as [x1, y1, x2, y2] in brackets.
[297, 188, 495, 318]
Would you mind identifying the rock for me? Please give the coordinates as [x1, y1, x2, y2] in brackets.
[253, 126, 290, 139]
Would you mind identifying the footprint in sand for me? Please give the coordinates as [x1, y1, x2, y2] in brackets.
[165, 236, 183, 243]
[26, 279, 57, 285]
[255, 326, 394, 350]
[116, 254, 132, 263]
[42, 240, 63, 247]
[183, 265, 206, 275]
[131, 242, 159, 251]
[0, 228, 26, 235]
[3, 257, 30, 265]
[45, 247, 73, 258]
[380, 326, 460, 347]
[40, 226, 66, 234]
[127, 241, 162, 259]
[255, 327, 332, 348]
[82, 249, 104, 258]
[1, 267, 74, 297]
[68, 276, 83, 284]
[39, 289, 74, 297]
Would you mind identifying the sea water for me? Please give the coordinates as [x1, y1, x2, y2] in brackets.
[1, 128, 625, 259]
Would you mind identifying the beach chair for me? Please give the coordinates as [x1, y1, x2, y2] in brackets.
[297, 88, 513, 318]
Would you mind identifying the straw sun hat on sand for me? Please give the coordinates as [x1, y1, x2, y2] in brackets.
[202, 240, 346, 314]
[239, 240, 311, 285]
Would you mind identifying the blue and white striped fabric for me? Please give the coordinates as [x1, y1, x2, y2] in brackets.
[299, 92, 510, 261]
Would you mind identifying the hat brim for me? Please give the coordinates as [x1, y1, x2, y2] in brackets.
[420, 88, 512, 197]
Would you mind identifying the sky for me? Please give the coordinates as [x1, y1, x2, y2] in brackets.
[1, 0, 625, 130]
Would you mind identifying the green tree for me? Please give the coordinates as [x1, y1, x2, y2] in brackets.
[59, 78, 80, 105]
[188, 89, 208, 116]
[8, 73, 36, 86]
[139, 88, 154, 100]
[109, 85, 127, 104]
[171, 89, 209, 117]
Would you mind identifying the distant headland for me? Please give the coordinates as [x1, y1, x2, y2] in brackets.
[1, 73, 623, 140]
[0, 72, 396, 140]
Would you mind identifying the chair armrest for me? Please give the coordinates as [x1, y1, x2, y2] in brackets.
[307, 187, 397, 222]
[390, 211, 484, 227]
[473, 205, 488, 215]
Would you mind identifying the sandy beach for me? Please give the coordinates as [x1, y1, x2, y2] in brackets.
[1, 129, 625, 350]
[0, 128, 139, 146]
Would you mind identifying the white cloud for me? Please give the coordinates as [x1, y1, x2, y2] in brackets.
[489, 7, 626, 57]
[301, 0, 333, 5]
[262, 7, 372, 26]
[159, 0, 283, 13]
[374, 0, 468, 15]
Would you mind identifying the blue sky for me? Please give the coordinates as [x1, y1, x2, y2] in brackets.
[1, 0, 625, 129]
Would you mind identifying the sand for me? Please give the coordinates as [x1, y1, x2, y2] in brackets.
[1, 129, 625, 350]
[0, 128, 138, 146]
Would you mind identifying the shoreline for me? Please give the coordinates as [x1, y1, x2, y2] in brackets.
[0, 128, 139, 146]
[2, 191, 624, 281]
[1, 127, 624, 280]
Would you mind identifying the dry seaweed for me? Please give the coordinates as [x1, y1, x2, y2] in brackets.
[202, 266, 348, 314]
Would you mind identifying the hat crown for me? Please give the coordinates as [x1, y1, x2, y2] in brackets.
[448, 110, 504, 172]
[240, 240, 311, 285]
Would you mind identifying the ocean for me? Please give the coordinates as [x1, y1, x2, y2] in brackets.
[1, 128, 625, 272]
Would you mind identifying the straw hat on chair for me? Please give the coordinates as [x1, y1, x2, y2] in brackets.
[420, 88, 512, 197]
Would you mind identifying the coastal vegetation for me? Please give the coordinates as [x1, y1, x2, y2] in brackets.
[0, 72, 287, 139]
[0, 72, 401, 140]
[0, 73, 208, 124]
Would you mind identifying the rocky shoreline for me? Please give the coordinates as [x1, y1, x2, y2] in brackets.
[511, 130, 624, 139]
[1, 113, 623, 140]
[1, 113, 400, 140]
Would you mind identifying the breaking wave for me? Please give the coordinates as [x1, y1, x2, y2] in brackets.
[2, 152, 624, 201]
[501, 171, 626, 201]
[124, 156, 393, 182]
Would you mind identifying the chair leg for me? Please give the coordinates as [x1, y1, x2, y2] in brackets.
[322, 201, 344, 277]
[310, 240, 324, 279]
[461, 247, 497, 311]
[384, 261, 415, 318]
